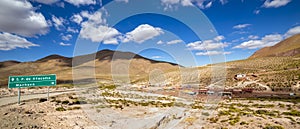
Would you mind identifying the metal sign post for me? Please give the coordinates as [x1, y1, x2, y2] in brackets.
[18, 87, 21, 105]
[47, 86, 50, 101]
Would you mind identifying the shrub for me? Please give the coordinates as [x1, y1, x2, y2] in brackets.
[282, 110, 300, 117]
[55, 107, 66, 111]
[219, 110, 231, 116]
[240, 121, 248, 125]
[228, 116, 240, 125]
[39, 98, 47, 103]
[208, 117, 218, 123]
[73, 99, 87, 105]
[67, 106, 81, 110]
[263, 125, 284, 129]
[202, 112, 210, 116]
[62, 100, 69, 105]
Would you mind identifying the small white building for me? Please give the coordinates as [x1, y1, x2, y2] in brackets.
[235, 74, 246, 78]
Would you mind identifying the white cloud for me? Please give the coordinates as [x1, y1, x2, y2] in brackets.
[233, 24, 251, 29]
[205, 1, 213, 8]
[157, 40, 164, 44]
[103, 38, 118, 45]
[214, 35, 225, 41]
[166, 39, 183, 45]
[78, 10, 121, 44]
[80, 24, 120, 43]
[67, 27, 78, 33]
[195, 0, 215, 9]
[219, 0, 228, 5]
[254, 10, 260, 14]
[181, 0, 193, 6]
[52, 15, 65, 31]
[233, 34, 283, 49]
[31, 0, 59, 4]
[59, 42, 71, 46]
[161, 0, 217, 10]
[186, 36, 228, 51]
[57, 2, 65, 8]
[196, 51, 231, 56]
[152, 56, 163, 59]
[0, 32, 39, 50]
[61, 34, 72, 41]
[64, 0, 96, 6]
[71, 14, 83, 25]
[248, 35, 259, 40]
[0, 0, 49, 37]
[285, 26, 300, 38]
[121, 24, 164, 43]
[80, 11, 106, 25]
[262, 0, 291, 8]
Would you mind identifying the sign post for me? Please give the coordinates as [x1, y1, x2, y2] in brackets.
[18, 88, 20, 104]
[47, 86, 50, 101]
[8, 74, 56, 104]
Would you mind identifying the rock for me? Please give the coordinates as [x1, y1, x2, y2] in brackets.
[4, 112, 8, 115]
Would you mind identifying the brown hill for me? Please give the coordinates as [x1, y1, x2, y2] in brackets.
[0, 60, 20, 68]
[0, 50, 180, 87]
[249, 34, 300, 58]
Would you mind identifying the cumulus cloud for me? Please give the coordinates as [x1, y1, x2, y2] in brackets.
[187, 36, 229, 56]
[161, 0, 223, 10]
[0, 0, 49, 37]
[103, 38, 118, 45]
[166, 39, 183, 45]
[80, 11, 106, 25]
[196, 51, 231, 56]
[262, 0, 291, 8]
[121, 24, 164, 43]
[219, 0, 228, 5]
[78, 11, 163, 44]
[78, 10, 121, 44]
[30, 0, 59, 4]
[0, 32, 39, 51]
[157, 40, 164, 44]
[233, 34, 283, 49]
[61, 34, 72, 41]
[233, 24, 251, 29]
[248, 35, 259, 40]
[80, 24, 120, 43]
[254, 10, 260, 14]
[285, 26, 300, 38]
[67, 27, 78, 33]
[52, 15, 65, 31]
[59, 42, 72, 46]
[186, 36, 228, 51]
[64, 0, 96, 6]
[71, 14, 83, 25]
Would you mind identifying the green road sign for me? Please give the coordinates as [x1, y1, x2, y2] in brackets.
[8, 74, 56, 88]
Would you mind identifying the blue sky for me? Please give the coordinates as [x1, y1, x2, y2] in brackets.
[0, 0, 300, 66]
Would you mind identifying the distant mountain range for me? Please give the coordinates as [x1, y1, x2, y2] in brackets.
[0, 49, 180, 87]
[250, 34, 300, 58]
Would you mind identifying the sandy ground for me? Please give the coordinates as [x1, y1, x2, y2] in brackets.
[0, 93, 96, 129]
[0, 89, 299, 129]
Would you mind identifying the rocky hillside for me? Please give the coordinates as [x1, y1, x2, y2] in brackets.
[250, 34, 300, 58]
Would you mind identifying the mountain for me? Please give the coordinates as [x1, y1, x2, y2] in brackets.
[0, 49, 180, 87]
[0, 60, 21, 68]
[250, 34, 300, 58]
